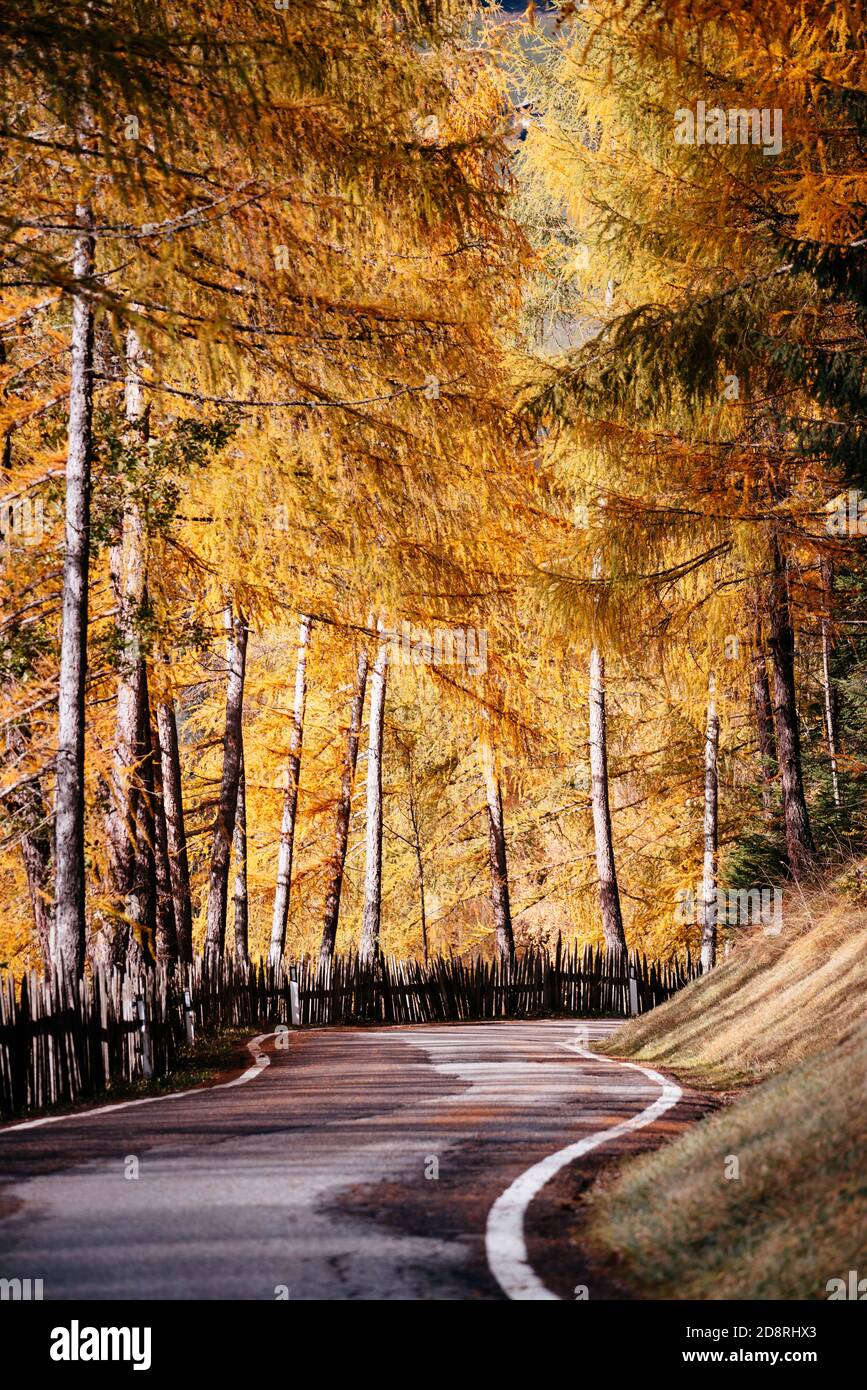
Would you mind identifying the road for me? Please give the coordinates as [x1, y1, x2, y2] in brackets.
[0, 1019, 705, 1300]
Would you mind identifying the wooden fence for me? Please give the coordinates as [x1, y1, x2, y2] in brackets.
[296, 941, 697, 1025]
[0, 942, 698, 1119]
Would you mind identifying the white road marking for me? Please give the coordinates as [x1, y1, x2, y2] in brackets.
[485, 1041, 682, 1300]
[0, 1032, 276, 1134]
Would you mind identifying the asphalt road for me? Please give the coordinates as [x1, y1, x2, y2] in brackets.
[0, 1019, 705, 1300]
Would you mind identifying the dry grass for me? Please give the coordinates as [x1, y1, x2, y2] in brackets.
[601, 866, 867, 1088]
[583, 866, 867, 1298]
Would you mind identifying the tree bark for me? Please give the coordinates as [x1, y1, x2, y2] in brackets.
[53, 202, 95, 980]
[204, 603, 248, 963]
[766, 537, 816, 879]
[105, 325, 149, 965]
[751, 616, 776, 819]
[481, 734, 514, 964]
[268, 614, 311, 968]
[359, 631, 388, 962]
[123, 662, 156, 973]
[319, 642, 369, 967]
[700, 680, 720, 973]
[588, 645, 627, 952]
[150, 710, 178, 966]
[156, 690, 193, 963]
[232, 746, 249, 966]
[408, 773, 429, 963]
[820, 559, 841, 808]
[5, 720, 53, 971]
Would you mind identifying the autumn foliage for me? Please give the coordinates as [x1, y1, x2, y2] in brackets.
[2, 1, 867, 979]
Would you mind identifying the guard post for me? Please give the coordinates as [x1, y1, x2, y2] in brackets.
[289, 964, 301, 1027]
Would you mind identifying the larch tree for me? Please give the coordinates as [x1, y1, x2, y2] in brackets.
[269, 614, 312, 968]
[0, 0, 527, 974]
[359, 631, 389, 963]
[232, 746, 249, 966]
[506, 0, 867, 940]
[204, 602, 247, 965]
[320, 640, 370, 967]
[480, 730, 515, 963]
[699, 676, 720, 972]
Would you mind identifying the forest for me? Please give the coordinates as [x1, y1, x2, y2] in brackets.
[2, 0, 866, 989]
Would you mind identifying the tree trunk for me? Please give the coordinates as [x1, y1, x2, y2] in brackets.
[232, 747, 249, 966]
[751, 617, 776, 819]
[204, 603, 248, 963]
[766, 538, 816, 879]
[53, 203, 95, 980]
[124, 663, 156, 973]
[105, 650, 152, 971]
[155, 689, 193, 963]
[5, 721, 53, 971]
[820, 559, 841, 808]
[150, 710, 178, 966]
[105, 325, 149, 965]
[480, 734, 514, 964]
[104, 642, 144, 963]
[408, 775, 429, 963]
[588, 646, 627, 952]
[359, 631, 388, 962]
[319, 642, 369, 967]
[268, 613, 311, 968]
[156, 689, 193, 963]
[700, 681, 720, 973]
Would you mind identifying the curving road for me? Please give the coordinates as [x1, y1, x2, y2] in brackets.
[0, 1020, 705, 1301]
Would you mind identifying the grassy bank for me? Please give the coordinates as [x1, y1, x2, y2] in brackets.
[583, 866, 867, 1299]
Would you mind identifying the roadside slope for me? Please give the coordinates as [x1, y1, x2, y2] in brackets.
[582, 868, 867, 1299]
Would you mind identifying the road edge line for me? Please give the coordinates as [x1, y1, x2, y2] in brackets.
[485, 1041, 682, 1300]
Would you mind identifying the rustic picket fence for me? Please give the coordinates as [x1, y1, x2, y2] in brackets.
[297, 941, 697, 1025]
[0, 942, 697, 1119]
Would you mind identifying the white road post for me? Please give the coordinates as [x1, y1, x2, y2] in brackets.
[289, 963, 301, 1027]
[628, 971, 639, 1017]
[136, 994, 154, 1078]
[183, 987, 195, 1047]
